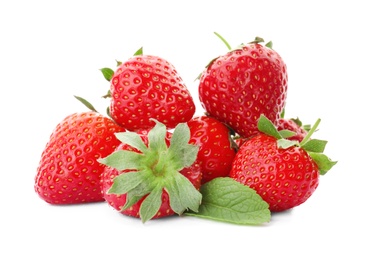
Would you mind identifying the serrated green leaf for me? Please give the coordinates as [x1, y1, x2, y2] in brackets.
[308, 152, 337, 175]
[140, 187, 163, 223]
[168, 122, 199, 169]
[98, 150, 145, 171]
[108, 170, 149, 195]
[165, 172, 202, 214]
[301, 139, 327, 153]
[169, 123, 191, 151]
[100, 67, 114, 82]
[115, 132, 148, 154]
[102, 119, 203, 222]
[258, 114, 282, 139]
[185, 178, 270, 225]
[148, 120, 168, 152]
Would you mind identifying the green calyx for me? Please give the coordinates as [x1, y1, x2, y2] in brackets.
[98, 120, 202, 223]
[257, 114, 337, 175]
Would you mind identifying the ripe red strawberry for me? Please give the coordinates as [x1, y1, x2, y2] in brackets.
[198, 35, 288, 138]
[102, 48, 196, 131]
[187, 115, 237, 184]
[230, 115, 336, 212]
[276, 117, 309, 142]
[35, 111, 125, 204]
[99, 120, 202, 222]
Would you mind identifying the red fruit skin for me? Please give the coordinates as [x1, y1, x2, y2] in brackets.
[110, 55, 196, 131]
[35, 112, 125, 205]
[187, 115, 236, 184]
[101, 131, 202, 219]
[230, 134, 319, 212]
[277, 118, 307, 142]
[199, 43, 288, 138]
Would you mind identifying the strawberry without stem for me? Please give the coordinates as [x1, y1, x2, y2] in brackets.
[230, 115, 336, 212]
[35, 111, 125, 204]
[198, 34, 288, 138]
[101, 48, 196, 131]
[187, 115, 236, 184]
[99, 120, 202, 222]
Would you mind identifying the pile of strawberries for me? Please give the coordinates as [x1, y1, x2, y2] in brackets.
[34, 34, 336, 224]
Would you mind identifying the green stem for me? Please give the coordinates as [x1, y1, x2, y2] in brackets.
[214, 32, 232, 50]
[300, 118, 321, 146]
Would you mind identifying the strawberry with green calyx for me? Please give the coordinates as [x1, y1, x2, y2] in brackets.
[230, 114, 337, 212]
[100, 47, 196, 132]
[98, 119, 202, 222]
[276, 109, 310, 142]
[198, 32, 288, 138]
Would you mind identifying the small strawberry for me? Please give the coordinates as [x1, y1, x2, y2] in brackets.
[101, 48, 196, 131]
[99, 120, 202, 222]
[198, 34, 288, 138]
[230, 115, 336, 212]
[35, 111, 125, 204]
[187, 115, 237, 184]
[276, 112, 310, 142]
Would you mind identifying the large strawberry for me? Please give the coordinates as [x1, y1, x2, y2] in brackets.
[99, 120, 202, 222]
[230, 115, 336, 212]
[198, 34, 288, 138]
[34, 111, 125, 204]
[101, 48, 196, 131]
[187, 115, 237, 184]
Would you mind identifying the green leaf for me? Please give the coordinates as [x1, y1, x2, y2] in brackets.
[257, 114, 282, 139]
[148, 120, 168, 152]
[134, 47, 143, 56]
[265, 41, 273, 49]
[115, 132, 148, 154]
[98, 150, 145, 171]
[307, 152, 337, 175]
[277, 139, 299, 149]
[74, 95, 98, 112]
[165, 172, 202, 214]
[185, 178, 271, 225]
[140, 187, 163, 223]
[168, 122, 199, 169]
[279, 129, 296, 139]
[301, 139, 327, 153]
[107, 170, 150, 195]
[100, 67, 114, 82]
[101, 119, 202, 222]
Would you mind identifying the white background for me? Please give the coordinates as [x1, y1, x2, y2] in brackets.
[1, 0, 374, 259]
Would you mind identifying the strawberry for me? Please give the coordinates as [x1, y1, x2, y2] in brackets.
[230, 115, 336, 212]
[34, 111, 125, 204]
[276, 113, 310, 142]
[187, 115, 237, 184]
[99, 120, 202, 222]
[198, 34, 288, 138]
[101, 48, 196, 131]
